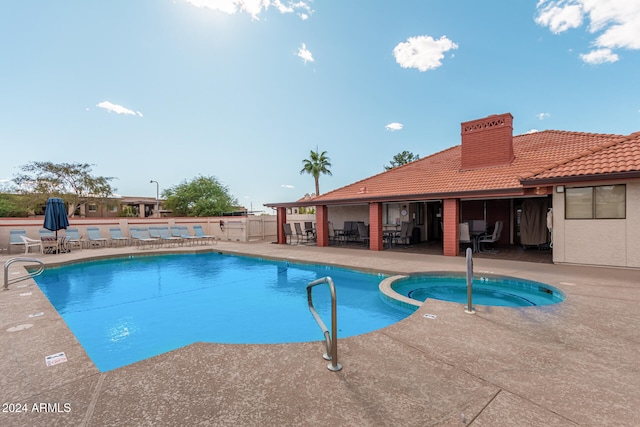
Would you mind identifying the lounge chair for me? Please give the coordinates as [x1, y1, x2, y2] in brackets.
[193, 225, 215, 245]
[158, 226, 182, 246]
[87, 227, 109, 248]
[65, 227, 84, 250]
[147, 226, 164, 246]
[130, 227, 159, 249]
[109, 227, 130, 246]
[9, 229, 28, 254]
[174, 226, 198, 245]
[19, 235, 42, 254]
[39, 229, 55, 239]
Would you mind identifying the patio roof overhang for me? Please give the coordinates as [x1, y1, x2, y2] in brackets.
[265, 187, 531, 209]
[520, 170, 640, 187]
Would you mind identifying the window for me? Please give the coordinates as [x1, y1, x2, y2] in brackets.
[565, 185, 625, 219]
[88, 203, 97, 213]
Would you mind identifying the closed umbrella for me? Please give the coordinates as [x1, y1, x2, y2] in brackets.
[43, 197, 69, 240]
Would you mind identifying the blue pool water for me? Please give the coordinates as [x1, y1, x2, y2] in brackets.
[392, 274, 564, 307]
[35, 253, 411, 372]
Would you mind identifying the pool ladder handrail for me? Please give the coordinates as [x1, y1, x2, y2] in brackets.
[306, 276, 342, 372]
[4, 257, 45, 290]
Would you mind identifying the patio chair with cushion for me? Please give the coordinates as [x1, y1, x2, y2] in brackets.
[38, 229, 61, 254]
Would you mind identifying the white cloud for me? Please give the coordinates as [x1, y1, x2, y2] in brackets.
[385, 122, 403, 131]
[281, 184, 294, 189]
[525, 129, 540, 134]
[183, 0, 313, 21]
[536, 112, 551, 120]
[535, 0, 640, 63]
[96, 101, 143, 117]
[535, 1, 584, 33]
[580, 47, 619, 63]
[393, 35, 458, 72]
[297, 43, 314, 63]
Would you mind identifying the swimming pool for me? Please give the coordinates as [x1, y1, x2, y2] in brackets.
[34, 253, 412, 372]
[390, 274, 565, 307]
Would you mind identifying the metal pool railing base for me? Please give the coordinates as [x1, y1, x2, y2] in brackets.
[307, 276, 342, 372]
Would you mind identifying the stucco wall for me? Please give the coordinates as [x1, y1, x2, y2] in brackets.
[327, 205, 370, 229]
[552, 179, 640, 268]
[0, 215, 277, 252]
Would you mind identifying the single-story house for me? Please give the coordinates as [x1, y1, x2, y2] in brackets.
[267, 112, 640, 269]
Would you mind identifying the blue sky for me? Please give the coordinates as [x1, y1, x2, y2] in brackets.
[1, 1, 639, 213]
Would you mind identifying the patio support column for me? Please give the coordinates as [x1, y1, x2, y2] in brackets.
[316, 205, 329, 247]
[277, 207, 287, 244]
[369, 202, 383, 251]
[443, 198, 460, 256]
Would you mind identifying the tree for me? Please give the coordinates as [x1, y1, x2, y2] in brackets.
[300, 149, 332, 196]
[384, 151, 420, 170]
[162, 175, 238, 217]
[13, 162, 116, 217]
[0, 194, 29, 217]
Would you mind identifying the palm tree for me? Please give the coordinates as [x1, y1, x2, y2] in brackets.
[300, 149, 332, 197]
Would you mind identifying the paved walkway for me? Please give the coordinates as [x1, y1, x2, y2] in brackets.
[1, 242, 638, 426]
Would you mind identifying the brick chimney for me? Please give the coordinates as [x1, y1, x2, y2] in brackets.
[461, 113, 514, 170]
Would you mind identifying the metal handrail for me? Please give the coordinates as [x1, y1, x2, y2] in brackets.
[4, 257, 45, 290]
[306, 276, 342, 372]
[465, 247, 475, 314]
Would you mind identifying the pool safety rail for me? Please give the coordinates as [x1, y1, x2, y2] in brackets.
[306, 276, 342, 372]
[4, 257, 45, 290]
[465, 247, 475, 314]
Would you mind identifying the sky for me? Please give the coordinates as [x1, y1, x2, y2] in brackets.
[1, 0, 639, 213]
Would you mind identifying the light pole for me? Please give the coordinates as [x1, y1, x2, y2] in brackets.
[150, 180, 159, 218]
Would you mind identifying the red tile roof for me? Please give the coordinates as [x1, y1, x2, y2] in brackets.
[303, 130, 636, 205]
[522, 132, 640, 183]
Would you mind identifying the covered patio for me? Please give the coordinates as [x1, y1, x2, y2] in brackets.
[268, 112, 640, 268]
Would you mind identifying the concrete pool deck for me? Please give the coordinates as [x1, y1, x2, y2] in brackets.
[1, 242, 638, 426]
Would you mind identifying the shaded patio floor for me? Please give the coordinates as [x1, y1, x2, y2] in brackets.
[320, 238, 553, 264]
